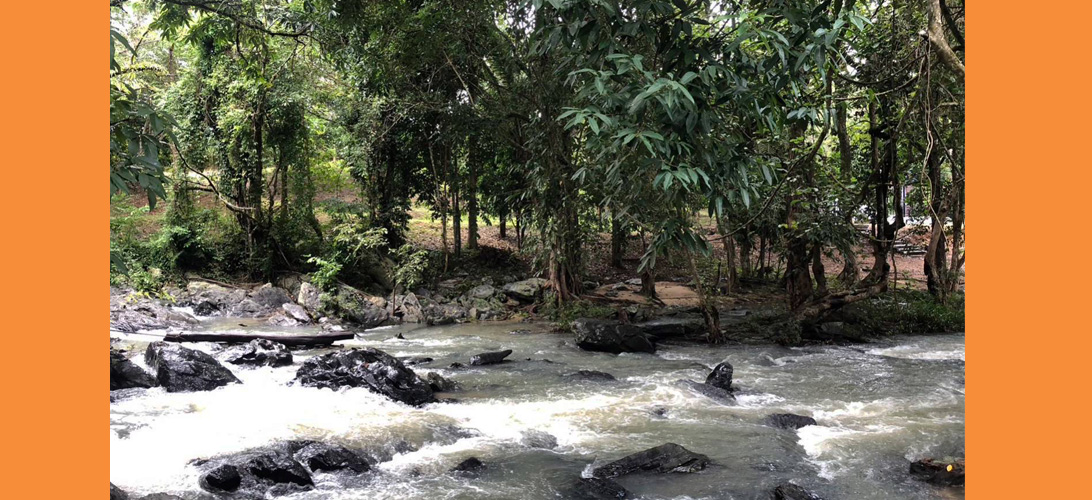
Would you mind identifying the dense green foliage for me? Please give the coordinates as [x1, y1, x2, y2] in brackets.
[109, 0, 964, 336]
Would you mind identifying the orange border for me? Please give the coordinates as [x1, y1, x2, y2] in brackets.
[3, 1, 1088, 498]
[1, 0, 106, 497]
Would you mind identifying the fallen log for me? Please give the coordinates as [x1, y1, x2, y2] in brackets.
[163, 331, 354, 347]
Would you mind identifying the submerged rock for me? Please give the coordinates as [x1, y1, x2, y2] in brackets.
[909, 458, 965, 486]
[402, 356, 433, 366]
[451, 457, 485, 473]
[293, 442, 370, 473]
[223, 339, 293, 367]
[570, 477, 628, 499]
[704, 361, 733, 391]
[763, 413, 818, 430]
[677, 379, 735, 402]
[110, 348, 156, 390]
[294, 348, 435, 406]
[573, 319, 656, 354]
[772, 483, 825, 500]
[470, 349, 513, 366]
[144, 342, 240, 392]
[520, 429, 558, 449]
[425, 372, 461, 392]
[567, 370, 617, 382]
[591, 443, 710, 478]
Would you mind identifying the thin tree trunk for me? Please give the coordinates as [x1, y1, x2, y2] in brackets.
[686, 250, 722, 344]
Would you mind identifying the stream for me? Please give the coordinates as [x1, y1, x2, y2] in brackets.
[110, 319, 965, 499]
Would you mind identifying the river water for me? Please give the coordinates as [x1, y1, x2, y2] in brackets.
[110, 320, 964, 499]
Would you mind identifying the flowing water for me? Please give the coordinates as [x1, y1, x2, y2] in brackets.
[110, 320, 964, 499]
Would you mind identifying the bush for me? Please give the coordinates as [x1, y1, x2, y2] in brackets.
[846, 290, 965, 335]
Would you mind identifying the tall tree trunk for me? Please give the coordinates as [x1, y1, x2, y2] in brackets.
[468, 161, 478, 250]
[610, 215, 626, 269]
[811, 244, 828, 298]
[499, 210, 507, 239]
[835, 101, 859, 286]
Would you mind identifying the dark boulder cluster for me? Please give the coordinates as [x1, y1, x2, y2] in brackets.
[195, 442, 369, 496]
[110, 348, 156, 390]
[675, 361, 736, 403]
[294, 348, 436, 406]
[909, 457, 965, 486]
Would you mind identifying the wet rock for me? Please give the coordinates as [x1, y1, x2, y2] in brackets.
[451, 457, 485, 473]
[570, 477, 627, 499]
[772, 483, 825, 500]
[402, 356, 433, 366]
[449, 362, 467, 369]
[635, 317, 705, 339]
[110, 483, 129, 500]
[470, 349, 513, 366]
[293, 442, 370, 473]
[564, 370, 617, 382]
[294, 348, 435, 406]
[520, 429, 558, 449]
[183, 282, 247, 315]
[394, 333, 406, 340]
[650, 407, 669, 418]
[242, 452, 313, 487]
[324, 285, 391, 328]
[763, 413, 817, 430]
[282, 303, 311, 323]
[223, 339, 293, 367]
[573, 319, 656, 354]
[426, 372, 461, 392]
[909, 458, 965, 486]
[396, 293, 425, 323]
[509, 329, 532, 335]
[266, 312, 301, 326]
[144, 342, 240, 392]
[677, 379, 735, 402]
[502, 278, 548, 303]
[110, 348, 156, 390]
[592, 443, 710, 478]
[199, 464, 242, 492]
[424, 303, 468, 325]
[705, 362, 734, 391]
[250, 284, 295, 310]
[136, 494, 185, 500]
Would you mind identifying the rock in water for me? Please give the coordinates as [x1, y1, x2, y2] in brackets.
[470, 349, 513, 365]
[137, 494, 184, 500]
[772, 483, 825, 500]
[282, 303, 312, 323]
[144, 342, 240, 392]
[199, 464, 242, 492]
[425, 372, 461, 392]
[705, 362, 733, 391]
[763, 413, 818, 430]
[677, 379, 735, 402]
[241, 452, 313, 487]
[110, 483, 129, 500]
[223, 338, 293, 367]
[520, 429, 558, 449]
[294, 348, 435, 406]
[292, 442, 369, 473]
[572, 319, 656, 354]
[110, 348, 156, 390]
[909, 458, 965, 486]
[451, 457, 485, 473]
[564, 370, 617, 382]
[570, 477, 628, 499]
[591, 443, 710, 478]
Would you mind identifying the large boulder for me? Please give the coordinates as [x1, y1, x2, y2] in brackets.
[909, 458, 965, 486]
[144, 342, 240, 392]
[425, 372, 461, 392]
[520, 429, 558, 449]
[183, 282, 247, 317]
[282, 303, 311, 323]
[110, 348, 156, 390]
[297, 282, 322, 312]
[110, 289, 199, 332]
[199, 464, 242, 492]
[451, 457, 485, 473]
[223, 339, 293, 367]
[294, 348, 435, 406]
[321, 285, 391, 328]
[704, 362, 734, 391]
[470, 349, 513, 366]
[763, 413, 818, 430]
[591, 443, 710, 478]
[468, 284, 496, 299]
[292, 442, 370, 473]
[248, 284, 294, 310]
[570, 477, 628, 499]
[424, 303, 468, 325]
[773, 484, 825, 500]
[501, 278, 548, 303]
[395, 293, 425, 323]
[573, 319, 656, 354]
[635, 316, 705, 339]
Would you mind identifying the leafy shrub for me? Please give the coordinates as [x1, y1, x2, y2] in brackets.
[307, 255, 343, 292]
[391, 244, 434, 292]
